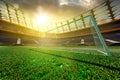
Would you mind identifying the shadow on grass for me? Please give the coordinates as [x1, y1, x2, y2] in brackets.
[30, 49, 120, 71]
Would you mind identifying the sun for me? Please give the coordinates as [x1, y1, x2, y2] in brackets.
[34, 13, 50, 32]
[36, 13, 49, 26]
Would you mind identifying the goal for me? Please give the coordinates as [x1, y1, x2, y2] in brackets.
[88, 13, 111, 56]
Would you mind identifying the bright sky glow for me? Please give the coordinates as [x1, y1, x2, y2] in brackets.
[34, 13, 50, 32]
[36, 13, 49, 26]
[33, 0, 92, 32]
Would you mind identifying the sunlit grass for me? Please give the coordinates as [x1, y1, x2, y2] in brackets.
[0, 46, 120, 79]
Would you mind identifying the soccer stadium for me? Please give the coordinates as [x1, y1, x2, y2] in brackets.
[0, 0, 120, 79]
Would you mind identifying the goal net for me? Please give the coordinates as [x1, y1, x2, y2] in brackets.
[88, 13, 111, 56]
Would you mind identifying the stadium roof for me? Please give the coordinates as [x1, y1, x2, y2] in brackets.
[3, 0, 105, 22]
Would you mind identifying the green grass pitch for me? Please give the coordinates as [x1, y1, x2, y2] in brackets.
[0, 46, 120, 80]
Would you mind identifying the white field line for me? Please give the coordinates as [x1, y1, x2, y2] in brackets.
[36, 47, 104, 55]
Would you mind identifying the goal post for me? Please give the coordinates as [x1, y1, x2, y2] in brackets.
[88, 13, 111, 56]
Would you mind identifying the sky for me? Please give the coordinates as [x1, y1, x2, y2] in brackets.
[2, 0, 104, 22]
